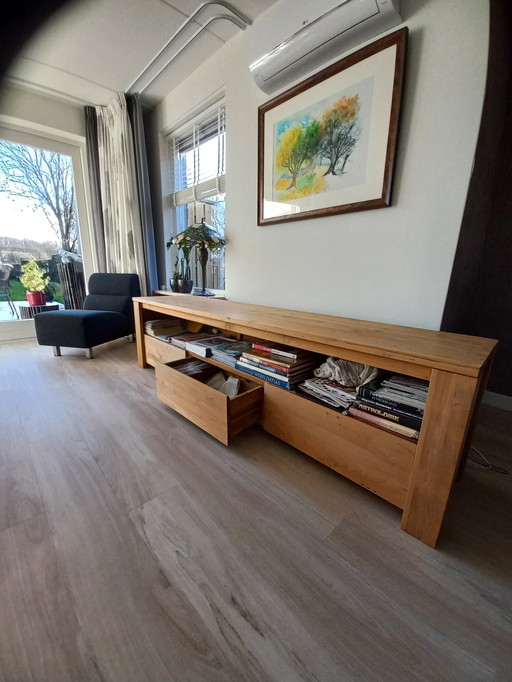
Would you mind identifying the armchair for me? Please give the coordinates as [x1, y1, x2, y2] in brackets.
[34, 273, 141, 358]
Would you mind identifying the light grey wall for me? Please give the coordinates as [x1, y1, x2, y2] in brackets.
[154, 0, 490, 329]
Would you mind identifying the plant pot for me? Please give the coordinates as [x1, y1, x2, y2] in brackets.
[26, 291, 46, 306]
[170, 277, 180, 293]
[178, 278, 194, 294]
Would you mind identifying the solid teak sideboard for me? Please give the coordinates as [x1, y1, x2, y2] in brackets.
[133, 295, 497, 548]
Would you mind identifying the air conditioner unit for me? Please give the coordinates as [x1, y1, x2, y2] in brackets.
[249, 0, 402, 95]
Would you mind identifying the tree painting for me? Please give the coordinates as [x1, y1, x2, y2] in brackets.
[273, 84, 369, 202]
[320, 95, 360, 176]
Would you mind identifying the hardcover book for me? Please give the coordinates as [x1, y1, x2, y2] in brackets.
[348, 406, 420, 440]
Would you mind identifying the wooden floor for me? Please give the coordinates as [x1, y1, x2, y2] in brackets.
[1, 339, 511, 682]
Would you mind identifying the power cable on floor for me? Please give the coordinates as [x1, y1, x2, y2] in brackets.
[469, 446, 509, 475]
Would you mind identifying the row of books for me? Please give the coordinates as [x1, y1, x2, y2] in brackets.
[234, 342, 319, 390]
[347, 374, 429, 440]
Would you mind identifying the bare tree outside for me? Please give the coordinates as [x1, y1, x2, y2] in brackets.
[0, 141, 78, 253]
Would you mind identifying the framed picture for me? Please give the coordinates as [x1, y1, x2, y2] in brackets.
[257, 28, 408, 226]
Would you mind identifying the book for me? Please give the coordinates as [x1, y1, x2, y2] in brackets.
[348, 406, 420, 440]
[357, 382, 425, 417]
[352, 399, 422, 430]
[144, 318, 183, 336]
[237, 358, 291, 383]
[238, 356, 289, 377]
[211, 340, 252, 366]
[242, 349, 318, 370]
[186, 335, 236, 357]
[235, 361, 292, 389]
[252, 342, 307, 360]
[170, 332, 211, 349]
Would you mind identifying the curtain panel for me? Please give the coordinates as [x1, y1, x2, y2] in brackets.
[126, 93, 158, 294]
[89, 93, 148, 295]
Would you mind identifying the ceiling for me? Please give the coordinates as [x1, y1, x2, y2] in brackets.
[6, 0, 277, 106]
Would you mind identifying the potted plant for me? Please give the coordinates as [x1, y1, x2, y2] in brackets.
[44, 281, 58, 302]
[166, 219, 225, 296]
[20, 258, 50, 306]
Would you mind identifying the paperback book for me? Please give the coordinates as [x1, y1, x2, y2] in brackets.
[234, 361, 292, 389]
[186, 335, 236, 357]
[348, 406, 420, 440]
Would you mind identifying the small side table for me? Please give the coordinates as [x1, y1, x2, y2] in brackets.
[19, 302, 61, 320]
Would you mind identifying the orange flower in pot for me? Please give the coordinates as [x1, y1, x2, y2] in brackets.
[20, 258, 50, 306]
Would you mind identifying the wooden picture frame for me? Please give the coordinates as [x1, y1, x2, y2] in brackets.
[257, 28, 408, 226]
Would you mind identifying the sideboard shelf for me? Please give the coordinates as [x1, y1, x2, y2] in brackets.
[133, 295, 497, 547]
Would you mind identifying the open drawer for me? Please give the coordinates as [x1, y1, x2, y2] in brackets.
[155, 358, 263, 445]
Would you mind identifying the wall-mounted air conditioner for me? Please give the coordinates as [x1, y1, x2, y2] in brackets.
[249, 0, 402, 95]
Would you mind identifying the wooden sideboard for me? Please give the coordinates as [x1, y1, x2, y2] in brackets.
[133, 295, 497, 548]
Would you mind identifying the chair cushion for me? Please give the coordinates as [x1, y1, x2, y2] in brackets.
[35, 309, 132, 349]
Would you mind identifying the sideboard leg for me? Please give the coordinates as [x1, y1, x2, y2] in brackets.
[133, 300, 147, 368]
[400, 370, 479, 547]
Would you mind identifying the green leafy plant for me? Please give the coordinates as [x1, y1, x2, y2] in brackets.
[19, 258, 50, 292]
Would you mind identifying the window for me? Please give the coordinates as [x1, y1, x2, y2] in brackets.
[168, 102, 225, 290]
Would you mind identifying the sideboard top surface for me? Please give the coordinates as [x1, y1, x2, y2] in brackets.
[133, 296, 497, 377]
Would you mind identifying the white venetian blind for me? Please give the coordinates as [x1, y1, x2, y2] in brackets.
[168, 102, 226, 207]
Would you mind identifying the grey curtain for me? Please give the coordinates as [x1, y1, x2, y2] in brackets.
[84, 106, 107, 272]
[126, 93, 158, 294]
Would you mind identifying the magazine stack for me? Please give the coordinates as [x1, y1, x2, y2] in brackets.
[348, 374, 429, 440]
[297, 378, 357, 409]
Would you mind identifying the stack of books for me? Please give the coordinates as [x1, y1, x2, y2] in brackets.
[185, 335, 238, 357]
[297, 378, 357, 409]
[211, 340, 253, 367]
[235, 342, 318, 390]
[170, 331, 212, 349]
[144, 318, 184, 340]
[348, 374, 429, 440]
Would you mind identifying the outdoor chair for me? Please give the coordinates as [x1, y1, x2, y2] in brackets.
[34, 273, 141, 358]
[0, 263, 19, 318]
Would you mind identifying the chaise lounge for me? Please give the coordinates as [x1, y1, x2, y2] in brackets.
[34, 273, 141, 358]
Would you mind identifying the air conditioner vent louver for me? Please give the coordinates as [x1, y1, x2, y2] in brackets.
[249, 0, 401, 94]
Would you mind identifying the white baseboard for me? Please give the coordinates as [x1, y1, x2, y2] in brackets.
[0, 320, 36, 343]
[482, 391, 512, 412]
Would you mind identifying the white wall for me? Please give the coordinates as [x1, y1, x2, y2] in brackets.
[155, 0, 489, 330]
[0, 83, 85, 138]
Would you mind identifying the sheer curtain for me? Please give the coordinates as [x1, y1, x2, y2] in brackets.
[90, 93, 148, 295]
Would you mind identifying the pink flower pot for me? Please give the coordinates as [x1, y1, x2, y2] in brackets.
[26, 291, 46, 306]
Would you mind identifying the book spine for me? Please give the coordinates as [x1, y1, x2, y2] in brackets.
[235, 362, 291, 389]
[356, 390, 424, 417]
[242, 351, 293, 368]
[352, 399, 422, 430]
[239, 357, 289, 377]
[252, 343, 277, 354]
[269, 349, 300, 360]
[348, 407, 420, 440]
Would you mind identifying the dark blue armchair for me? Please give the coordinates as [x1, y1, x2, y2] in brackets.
[34, 273, 141, 358]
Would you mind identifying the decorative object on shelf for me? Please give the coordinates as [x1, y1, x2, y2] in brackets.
[170, 254, 180, 292]
[166, 219, 225, 296]
[257, 28, 407, 225]
[20, 258, 50, 306]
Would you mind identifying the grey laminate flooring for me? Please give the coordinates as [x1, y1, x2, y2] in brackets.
[0, 339, 511, 681]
